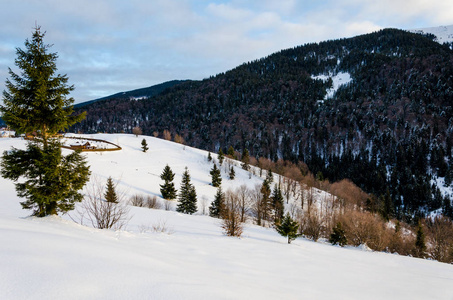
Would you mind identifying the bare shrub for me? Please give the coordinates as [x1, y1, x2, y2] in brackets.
[77, 176, 130, 230]
[130, 194, 145, 207]
[300, 207, 324, 241]
[236, 185, 251, 222]
[426, 216, 453, 263]
[145, 195, 161, 209]
[174, 134, 185, 144]
[163, 129, 171, 141]
[339, 210, 391, 251]
[330, 179, 368, 209]
[139, 219, 174, 234]
[221, 190, 244, 237]
[132, 126, 142, 137]
[153, 131, 159, 137]
[164, 200, 173, 211]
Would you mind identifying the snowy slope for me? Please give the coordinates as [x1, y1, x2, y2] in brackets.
[410, 24, 453, 44]
[0, 134, 452, 300]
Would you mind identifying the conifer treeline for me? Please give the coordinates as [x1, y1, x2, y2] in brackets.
[71, 29, 453, 219]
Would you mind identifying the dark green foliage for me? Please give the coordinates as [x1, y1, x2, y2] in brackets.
[229, 166, 235, 180]
[160, 164, 177, 200]
[1, 140, 90, 216]
[71, 29, 453, 219]
[176, 167, 197, 214]
[104, 176, 118, 203]
[207, 152, 212, 162]
[209, 186, 224, 218]
[241, 148, 250, 171]
[329, 222, 347, 246]
[414, 222, 427, 258]
[1, 26, 84, 140]
[227, 146, 235, 157]
[271, 185, 284, 223]
[210, 163, 222, 187]
[141, 138, 148, 152]
[218, 149, 224, 166]
[275, 213, 300, 244]
[0, 26, 89, 216]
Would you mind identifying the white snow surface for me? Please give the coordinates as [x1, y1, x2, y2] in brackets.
[312, 71, 352, 101]
[410, 24, 453, 44]
[0, 134, 452, 300]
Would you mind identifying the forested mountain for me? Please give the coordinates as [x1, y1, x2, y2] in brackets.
[74, 80, 186, 108]
[70, 28, 453, 221]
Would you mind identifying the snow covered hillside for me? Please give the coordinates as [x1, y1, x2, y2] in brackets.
[410, 24, 453, 44]
[0, 134, 452, 300]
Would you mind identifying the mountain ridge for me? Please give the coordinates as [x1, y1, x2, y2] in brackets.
[71, 28, 453, 220]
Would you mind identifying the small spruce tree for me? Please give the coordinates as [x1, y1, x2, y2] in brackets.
[207, 152, 212, 162]
[229, 166, 235, 180]
[271, 185, 284, 223]
[241, 148, 250, 171]
[210, 186, 224, 218]
[210, 163, 222, 187]
[329, 222, 347, 246]
[414, 221, 427, 258]
[275, 213, 300, 244]
[104, 177, 118, 203]
[176, 167, 197, 214]
[266, 169, 274, 183]
[160, 164, 177, 200]
[218, 149, 224, 166]
[141, 138, 149, 152]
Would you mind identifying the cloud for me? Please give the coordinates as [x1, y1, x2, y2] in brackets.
[0, 0, 452, 103]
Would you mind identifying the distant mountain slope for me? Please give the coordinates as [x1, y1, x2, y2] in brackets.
[410, 24, 453, 44]
[74, 80, 187, 108]
[71, 28, 453, 220]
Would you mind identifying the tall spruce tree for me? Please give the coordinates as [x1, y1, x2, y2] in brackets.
[104, 177, 118, 203]
[275, 213, 300, 244]
[0, 26, 90, 217]
[176, 167, 197, 214]
[160, 164, 177, 200]
[210, 186, 225, 218]
[210, 163, 222, 187]
[414, 221, 427, 258]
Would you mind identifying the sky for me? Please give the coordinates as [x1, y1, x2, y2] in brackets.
[1, 0, 453, 104]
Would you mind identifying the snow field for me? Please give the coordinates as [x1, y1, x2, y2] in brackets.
[0, 134, 452, 300]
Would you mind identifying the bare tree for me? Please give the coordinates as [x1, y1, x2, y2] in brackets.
[236, 185, 251, 222]
[76, 176, 130, 230]
[221, 190, 244, 237]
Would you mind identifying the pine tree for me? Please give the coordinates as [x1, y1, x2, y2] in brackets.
[275, 213, 300, 244]
[207, 152, 212, 162]
[266, 169, 274, 183]
[0, 26, 90, 217]
[414, 221, 427, 258]
[104, 177, 118, 203]
[271, 185, 284, 223]
[241, 148, 250, 170]
[141, 138, 148, 152]
[229, 166, 235, 180]
[218, 149, 224, 165]
[160, 164, 177, 200]
[210, 186, 224, 218]
[227, 146, 235, 157]
[329, 222, 347, 246]
[210, 163, 222, 187]
[176, 167, 197, 214]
